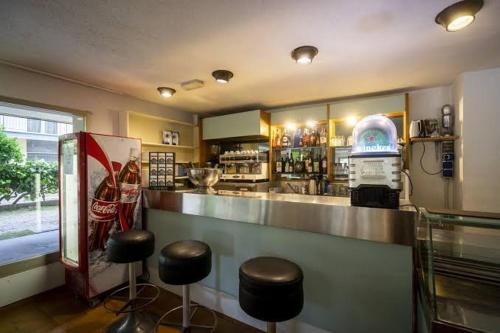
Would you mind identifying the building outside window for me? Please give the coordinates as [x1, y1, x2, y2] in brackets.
[44, 120, 57, 135]
[27, 118, 41, 133]
[0, 101, 84, 266]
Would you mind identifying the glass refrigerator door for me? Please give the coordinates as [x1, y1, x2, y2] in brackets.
[60, 138, 80, 268]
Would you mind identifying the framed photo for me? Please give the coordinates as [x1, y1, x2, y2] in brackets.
[162, 130, 172, 145]
[171, 131, 179, 146]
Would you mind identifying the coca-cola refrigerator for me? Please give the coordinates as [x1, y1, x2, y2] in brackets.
[58, 132, 142, 301]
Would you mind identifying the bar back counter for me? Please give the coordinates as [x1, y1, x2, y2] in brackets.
[143, 189, 416, 333]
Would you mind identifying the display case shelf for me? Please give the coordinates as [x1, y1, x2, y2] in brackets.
[418, 208, 500, 333]
[142, 160, 190, 164]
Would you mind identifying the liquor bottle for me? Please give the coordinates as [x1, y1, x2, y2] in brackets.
[89, 161, 121, 252]
[293, 128, 302, 148]
[119, 148, 141, 231]
[307, 153, 313, 173]
[319, 127, 327, 145]
[303, 129, 310, 147]
[321, 154, 328, 175]
[281, 129, 291, 148]
[313, 152, 320, 173]
[274, 128, 282, 148]
[289, 153, 295, 173]
[315, 129, 321, 146]
[294, 153, 304, 174]
[284, 154, 290, 173]
[275, 153, 282, 174]
[310, 129, 317, 147]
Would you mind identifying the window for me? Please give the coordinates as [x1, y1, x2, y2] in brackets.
[0, 102, 83, 266]
[27, 118, 41, 133]
[27, 140, 58, 162]
[44, 121, 57, 135]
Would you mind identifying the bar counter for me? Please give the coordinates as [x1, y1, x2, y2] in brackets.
[142, 189, 416, 246]
[143, 189, 416, 333]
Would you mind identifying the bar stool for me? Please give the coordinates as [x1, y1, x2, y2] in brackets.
[156, 240, 217, 332]
[104, 230, 160, 333]
[239, 257, 304, 333]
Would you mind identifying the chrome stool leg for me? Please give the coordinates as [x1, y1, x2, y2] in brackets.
[267, 322, 276, 333]
[104, 262, 160, 333]
[156, 284, 218, 332]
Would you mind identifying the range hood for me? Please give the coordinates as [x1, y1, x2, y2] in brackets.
[202, 110, 269, 141]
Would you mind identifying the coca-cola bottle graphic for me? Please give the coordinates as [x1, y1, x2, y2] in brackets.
[119, 148, 141, 231]
[88, 161, 121, 252]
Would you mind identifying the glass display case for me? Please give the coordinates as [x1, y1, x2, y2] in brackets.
[417, 208, 500, 333]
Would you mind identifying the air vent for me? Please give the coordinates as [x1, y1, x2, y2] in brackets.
[181, 79, 204, 91]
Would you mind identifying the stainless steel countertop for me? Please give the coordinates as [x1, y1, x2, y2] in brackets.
[143, 189, 416, 246]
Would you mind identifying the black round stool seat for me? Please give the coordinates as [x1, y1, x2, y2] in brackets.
[106, 230, 155, 263]
[239, 257, 304, 323]
[159, 240, 211, 285]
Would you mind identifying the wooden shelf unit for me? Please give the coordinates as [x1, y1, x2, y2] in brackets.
[119, 111, 197, 183]
[142, 141, 194, 149]
[270, 120, 329, 181]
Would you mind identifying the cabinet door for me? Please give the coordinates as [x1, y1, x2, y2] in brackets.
[59, 136, 81, 269]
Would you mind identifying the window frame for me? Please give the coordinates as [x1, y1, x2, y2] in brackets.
[0, 96, 87, 277]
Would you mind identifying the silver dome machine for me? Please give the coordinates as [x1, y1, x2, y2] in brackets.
[349, 115, 402, 209]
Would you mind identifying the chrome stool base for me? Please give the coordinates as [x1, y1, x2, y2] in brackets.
[156, 285, 217, 332]
[106, 311, 158, 333]
[104, 283, 160, 314]
[104, 263, 160, 333]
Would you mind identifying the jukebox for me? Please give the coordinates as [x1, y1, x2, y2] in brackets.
[348, 115, 402, 209]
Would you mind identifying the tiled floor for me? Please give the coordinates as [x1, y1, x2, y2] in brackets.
[0, 286, 262, 333]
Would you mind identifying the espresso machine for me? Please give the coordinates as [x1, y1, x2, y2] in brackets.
[348, 115, 402, 209]
[219, 150, 269, 182]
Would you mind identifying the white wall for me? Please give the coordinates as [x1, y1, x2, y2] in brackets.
[460, 68, 500, 212]
[452, 74, 464, 210]
[0, 262, 64, 307]
[0, 63, 192, 135]
[408, 86, 452, 209]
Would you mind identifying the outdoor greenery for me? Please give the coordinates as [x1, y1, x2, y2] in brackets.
[0, 127, 58, 204]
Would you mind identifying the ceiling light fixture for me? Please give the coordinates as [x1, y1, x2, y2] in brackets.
[306, 120, 318, 128]
[346, 116, 358, 127]
[212, 70, 234, 83]
[157, 87, 176, 98]
[435, 0, 483, 32]
[291, 45, 318, 64]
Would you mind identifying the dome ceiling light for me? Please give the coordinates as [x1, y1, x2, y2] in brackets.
[157, 87, 176, 98]
[291, 45, 318, 64]
[435, 0, 484, 32]
[212, 70, 234, 83]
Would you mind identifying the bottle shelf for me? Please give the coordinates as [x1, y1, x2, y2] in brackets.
[409, 136, 458, 143]
[273, 172, 326, 176]
[273, 146, 327, 151]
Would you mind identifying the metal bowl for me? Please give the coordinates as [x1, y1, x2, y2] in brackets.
[187, 168, 221, 193]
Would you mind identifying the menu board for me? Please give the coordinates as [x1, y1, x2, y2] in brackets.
[149, 152, 175, 190]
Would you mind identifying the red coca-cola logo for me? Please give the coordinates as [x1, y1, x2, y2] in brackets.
[90, 198, 119, 221]
[120, 183, 140, 203]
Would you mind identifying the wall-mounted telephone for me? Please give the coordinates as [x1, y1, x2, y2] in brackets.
[442, 141, 454, 178]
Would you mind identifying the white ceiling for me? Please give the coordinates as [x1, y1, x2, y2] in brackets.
[0, 0, 499, 114]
